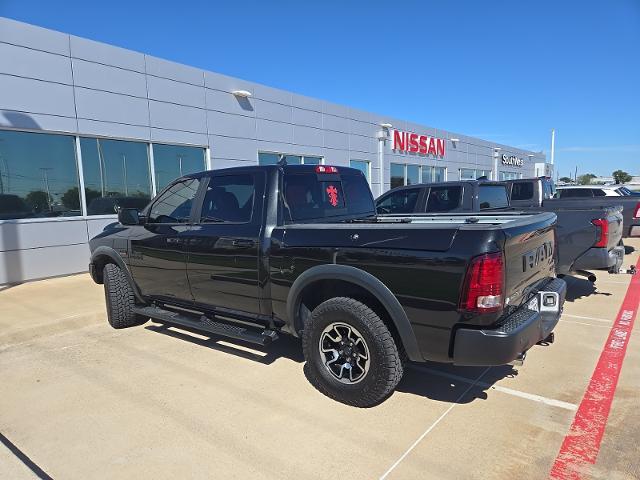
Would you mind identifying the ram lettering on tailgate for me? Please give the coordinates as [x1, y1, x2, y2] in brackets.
[523, 241, 554, 272]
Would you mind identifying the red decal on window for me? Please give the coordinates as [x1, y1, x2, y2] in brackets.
[326, 185, 339, 207]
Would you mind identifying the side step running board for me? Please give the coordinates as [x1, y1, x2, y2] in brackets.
[133, 305, 278, 346]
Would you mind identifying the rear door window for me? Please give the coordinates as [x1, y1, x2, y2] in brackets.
[425, 186, 461, 212]
[478, 185, 509, 209]
[200, 174, 255, 223]
[592, 189, 606, 197]
[376, 188, 421, 214]
[510, 182, 534, 201]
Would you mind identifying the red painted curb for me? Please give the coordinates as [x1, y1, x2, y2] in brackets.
[550, 257, 640, 479]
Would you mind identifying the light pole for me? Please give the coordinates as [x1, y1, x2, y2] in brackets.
[40, 167, 53, 211]
[121, 153, 128, 196]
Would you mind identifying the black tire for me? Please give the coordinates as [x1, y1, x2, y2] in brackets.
[103, 263, 147, 329]
[302, 297, 404, 407]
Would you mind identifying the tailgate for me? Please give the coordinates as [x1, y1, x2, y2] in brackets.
[502, 216, 556, 307]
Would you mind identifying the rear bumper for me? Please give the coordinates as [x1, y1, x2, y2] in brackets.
[452, 278, 567, 366]
[573, 246, 624, 272]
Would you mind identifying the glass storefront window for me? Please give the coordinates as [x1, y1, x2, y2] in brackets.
[284, 155, 302, 165]
[421, 166, 433, 183]
[390, 163, 405, 189]
[152, 143, 206, 192]
[476, 169, 492, 179]
[460, 168, 476, 180]
[406, 165, 420, 185]
[258, 152, 279, 165]
[350, 160, 370, 182]
[0, 130, 80, 219]
[433, 167, 446, 182]
[303, 156, 322, 165]
[80, 138, 152, 216]
[258, 152, 323, 166]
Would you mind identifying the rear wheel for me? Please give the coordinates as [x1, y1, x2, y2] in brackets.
[103, 263, 147, 329]
[302, 297, 404, 407]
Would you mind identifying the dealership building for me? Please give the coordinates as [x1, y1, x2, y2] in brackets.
[0, 17, 550, 284]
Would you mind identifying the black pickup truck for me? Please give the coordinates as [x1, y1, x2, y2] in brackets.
[89, 165, 565, 407]
[504, 177, 640, 239]
[377, 180, 625, 279]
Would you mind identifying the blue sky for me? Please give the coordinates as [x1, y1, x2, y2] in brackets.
[2, 0, 639, 177]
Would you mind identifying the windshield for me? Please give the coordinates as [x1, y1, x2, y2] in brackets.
[283, 172, 375, 222]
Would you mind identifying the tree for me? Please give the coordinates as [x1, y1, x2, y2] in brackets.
[577, 173, 597, 185]
[61, 187, 80, 210]
[612, 170, 632, 184]
[559, 176, 572, 183]
[25, 190, 51, 213]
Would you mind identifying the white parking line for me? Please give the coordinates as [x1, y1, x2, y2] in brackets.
[561, 320, 612, 328]
[379, 367, 491, 480]
[411, 365, 577, 411]
[562, 313, 612, 324]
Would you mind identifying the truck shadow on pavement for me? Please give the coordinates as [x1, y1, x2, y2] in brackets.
[396, 363, 517, 404]
[563, 276, 613, 302]
[145, 322, 516, 405]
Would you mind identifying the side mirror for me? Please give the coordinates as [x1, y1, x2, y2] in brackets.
[118, 208, 142, 226]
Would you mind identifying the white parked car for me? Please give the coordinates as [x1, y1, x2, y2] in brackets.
[556, 185, 629, 198]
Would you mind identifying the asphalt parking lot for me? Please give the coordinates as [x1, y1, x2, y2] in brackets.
[1, 239, 639, 480]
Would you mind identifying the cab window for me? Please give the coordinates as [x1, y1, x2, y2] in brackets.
[425, 186, 461, 212]
[510, 182, 534, 201]
[558, 189, 593, 198]
[148, 178, 201, 223]
[200, 174, 255, 223]
[478, 185, 509, 209]
[376, 188, 420, 214]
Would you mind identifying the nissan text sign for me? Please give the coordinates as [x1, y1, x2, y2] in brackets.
[392, 130, 446, 157]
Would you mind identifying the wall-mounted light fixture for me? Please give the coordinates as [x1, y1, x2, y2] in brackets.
[379, 123, 393, 129]
[527, 154, 535, 158]
[232, 90, 252, 98]
[450, 137, 460, 143]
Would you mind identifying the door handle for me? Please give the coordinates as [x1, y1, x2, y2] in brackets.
[232, 239, 255, 248]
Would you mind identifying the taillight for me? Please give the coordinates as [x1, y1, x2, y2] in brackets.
[591, 218, 609, 248]
[459, 252, 504, 313]
[634, 202, 640, 219]
[315, 165, 338, 174]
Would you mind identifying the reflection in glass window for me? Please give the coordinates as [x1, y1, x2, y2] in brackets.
[0, 130, 80, 219]
[433, 167, 446, 182]
[421, 166, 433, 183]
[406, 165, 420, 185]
[80, 138, 151, 215]
[476, 169, 492, 179]
[390, 163, 405, 189]
[350, 160, 370, 182]
[153, 144, 206, 191]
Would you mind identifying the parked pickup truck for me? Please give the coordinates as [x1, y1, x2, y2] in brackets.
[376, 180, 625, 278]
[506, 177, 640, 238]
[89, 164, 565, 407]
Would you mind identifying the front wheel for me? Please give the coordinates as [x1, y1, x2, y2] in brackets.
[103, 263, 147, 329]
[302, 297, 404, 407]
